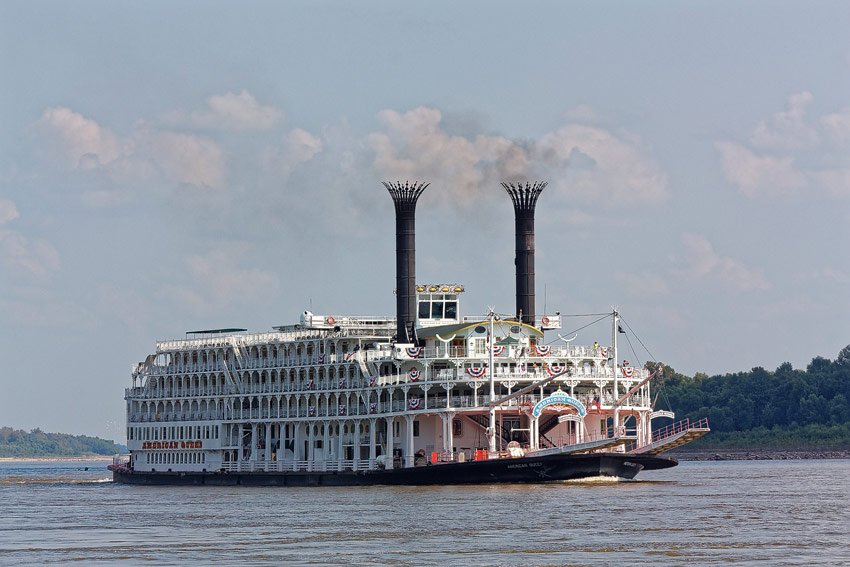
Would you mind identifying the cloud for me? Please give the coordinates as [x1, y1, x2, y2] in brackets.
[538, 124, 669, 204]
[0, 229, 61, 279]
[167, 90, 283, 131]
[261, 128, 323, 179]
[37, 107, 130, 169]
[138, 129, 227, 189]
[715, 141, 807, 196]
[678, 233, 769, 293]
[368, 106, 667, 207]
[749, 91, 818, 150]
[36, 107, 227, 191]
[716, 92, 850, 198]
[0, 200, 19, 225]
[821, 107, 850, 143]
[163, 245, 280, 316]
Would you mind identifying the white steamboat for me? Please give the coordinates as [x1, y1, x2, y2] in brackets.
[114, 182, 707, 485]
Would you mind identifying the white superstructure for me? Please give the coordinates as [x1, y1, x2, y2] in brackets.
[124, 296, 659, 474]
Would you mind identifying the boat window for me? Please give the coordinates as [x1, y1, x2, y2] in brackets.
[444, 301, 457, 319]
[431, 302, 444, 318]
[418, 302, 430, 319]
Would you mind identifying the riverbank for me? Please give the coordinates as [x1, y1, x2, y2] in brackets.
[0, 456, 115, 462]
[670, 448, 850, 461]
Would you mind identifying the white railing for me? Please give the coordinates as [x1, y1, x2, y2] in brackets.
[221, 458, 377, 473]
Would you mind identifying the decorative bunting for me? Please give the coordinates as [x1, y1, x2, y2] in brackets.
[338, 377, 346, 388]
[547, 363, 565, 377]
[305, 379, 313, 390]
[622, 366, 635, 378]
[535, 345, 551, 357]
[369, 375, 378, 387]
[338, 404, 346, 416]
[406, 347, 423, 358]
[599, 347, 608, 357]
[345, 351, 356, 361]
[492, 345, 505, 356]
[408, 398, 421, 410]
[308, 406, 316, 417]
[369, 402, 377, 414]
[318, 353, 326, 364]
[409, 368, 421, 382]
[466, 367, 486, 378]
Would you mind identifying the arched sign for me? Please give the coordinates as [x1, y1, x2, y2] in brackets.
[531, 392, 587, 418]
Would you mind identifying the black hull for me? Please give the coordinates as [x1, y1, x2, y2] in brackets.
[112, 453, 677, 486]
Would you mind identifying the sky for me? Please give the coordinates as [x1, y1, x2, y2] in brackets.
[1, 1, 848, 442]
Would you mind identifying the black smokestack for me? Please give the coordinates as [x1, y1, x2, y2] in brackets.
[502, 181, 547, 326]
[384, 181, 428, 343]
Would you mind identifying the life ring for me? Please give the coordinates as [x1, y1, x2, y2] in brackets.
[326, 316, 335, 325]
[541, 316, 550, 325]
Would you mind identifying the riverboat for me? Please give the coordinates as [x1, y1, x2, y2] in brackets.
[112, 181, 708, 486]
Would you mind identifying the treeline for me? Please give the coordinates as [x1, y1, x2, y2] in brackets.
[0, 427, 125, 457]
[649, 345, 850, 450]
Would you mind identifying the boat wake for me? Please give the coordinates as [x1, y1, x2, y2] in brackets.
[563, 475, 625, 484]
[1, 477, 113, 485]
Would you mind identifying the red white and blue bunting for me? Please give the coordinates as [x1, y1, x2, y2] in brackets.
[406, 347, 423, 358]
[621, 366, 635, 378]
[466, 367, 487, 378]
[408, 398, 421, 410]
[345, 351, 356, 361]
[369, 402, 377, 414]
[318, 353, 326, 364]
[369, 375, 378, 387]
[305, 379, 314, 390]
[492, 345, 505, 357]
[338, 404, 347, 416]
[308, 406, 316, 417]
[409, 368, 421, 382]
[599, 347, 608, 358]
[546, 363, 565, 377]
[338, 377, 346, 388]
[535, 345, 551, 357]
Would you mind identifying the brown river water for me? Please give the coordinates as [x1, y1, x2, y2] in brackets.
[0, 458, 847, 566]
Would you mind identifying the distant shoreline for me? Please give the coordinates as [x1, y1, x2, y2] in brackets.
[0, 456, 115, 462]
[671, 449, 850, 461]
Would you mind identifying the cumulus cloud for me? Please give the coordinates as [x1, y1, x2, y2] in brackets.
[716, 92, 850, 198]
[163, 245, 280, 316]
[749, 91, 818, 150]
[368, 106, 667, 206]
[679, 233, 769, 293]
[36, 106, 228, 191]
[0, 200, 19, 225]
[37, 107, 130, 169]
[138, 129, 226, 189]
[0, 230, 61, 279]
[167, 90, 283, 131]
[715, 142, 807, 196]
[261, 128, 323, 179]
[821, 107, 850, 143]
[538, 124, 668, 204]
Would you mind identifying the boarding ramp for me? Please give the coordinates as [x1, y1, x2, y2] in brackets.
[630, 418, 710, 455]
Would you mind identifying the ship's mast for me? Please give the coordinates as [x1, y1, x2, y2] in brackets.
[612, 307, 620, 434]
[488, 308, 497, 453]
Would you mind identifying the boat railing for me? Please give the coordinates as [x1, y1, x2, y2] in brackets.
[221, 458, 378, 473]
[651, 417, 710, 443]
